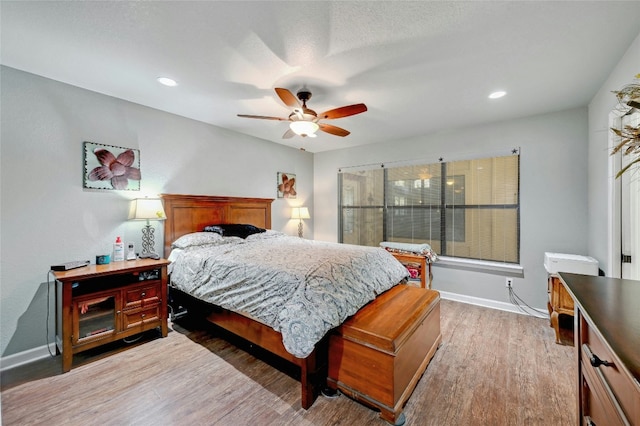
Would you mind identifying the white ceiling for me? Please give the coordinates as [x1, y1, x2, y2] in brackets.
[2, 1, 640, 153]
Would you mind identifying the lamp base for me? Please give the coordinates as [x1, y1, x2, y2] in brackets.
[140, 223, 161, 259]
[138, 252, 160, 260]
[298, 221, 304, 238]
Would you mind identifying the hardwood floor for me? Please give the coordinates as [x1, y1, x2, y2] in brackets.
[1, 300, 575, 425]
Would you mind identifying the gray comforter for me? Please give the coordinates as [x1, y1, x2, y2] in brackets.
[168, 231, 409, 358]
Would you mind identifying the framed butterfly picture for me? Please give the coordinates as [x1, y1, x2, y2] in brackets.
[277, 172, 296, 198]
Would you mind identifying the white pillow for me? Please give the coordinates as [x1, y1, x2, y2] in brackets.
[245, 229, 286, 240]
[171, 232, 223, 249]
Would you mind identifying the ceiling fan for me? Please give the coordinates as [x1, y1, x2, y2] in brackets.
[237, 88, 367, 138]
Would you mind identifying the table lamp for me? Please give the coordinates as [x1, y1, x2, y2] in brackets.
[128, 198, 166, 259]
[291, 207, 310, 238]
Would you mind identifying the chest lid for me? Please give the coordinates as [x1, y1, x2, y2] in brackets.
[337, 285, 440, 352]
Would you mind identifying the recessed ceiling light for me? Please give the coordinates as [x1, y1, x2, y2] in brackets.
[489, 91, 506, 99]
[157, 77, 177, 87]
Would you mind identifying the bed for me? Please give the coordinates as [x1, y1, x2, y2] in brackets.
[161, 193, 410, 409]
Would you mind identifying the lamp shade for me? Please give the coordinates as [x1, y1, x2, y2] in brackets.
[128, 198, 166, 221]
[289, 121, 319, 137]
[291, 207, 310, 220]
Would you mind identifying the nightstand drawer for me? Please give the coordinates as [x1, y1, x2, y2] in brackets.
[124, 282, 160, 308]
[123, 306, 160, 329]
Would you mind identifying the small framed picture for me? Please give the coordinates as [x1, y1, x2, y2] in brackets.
[83, 142, 141, 190]
[277, 172, 296, 198]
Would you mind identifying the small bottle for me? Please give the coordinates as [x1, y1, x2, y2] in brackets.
[113, 236, 125, 261]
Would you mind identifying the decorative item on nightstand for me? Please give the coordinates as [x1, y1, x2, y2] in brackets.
[128, 198, 166, 259]
[291, 206, 310, 238]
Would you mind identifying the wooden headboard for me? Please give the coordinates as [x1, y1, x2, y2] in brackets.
[160, 194, 274, 258]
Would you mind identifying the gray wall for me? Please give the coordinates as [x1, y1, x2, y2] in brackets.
[0, 66, 314, 358]
[314, 108, 590, 310]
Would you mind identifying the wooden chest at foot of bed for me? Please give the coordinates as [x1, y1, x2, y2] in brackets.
[327, 285, 441, 425]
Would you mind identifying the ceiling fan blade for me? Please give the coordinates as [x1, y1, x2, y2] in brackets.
[319, 103, 367, 120]
[275, 88, 300, 108]
[319, 123, 350, 137]
[237, 114, 288, 121]
[282, 128, 296, 139]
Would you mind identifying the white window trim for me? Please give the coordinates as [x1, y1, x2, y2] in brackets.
[338, 147, 520, 174]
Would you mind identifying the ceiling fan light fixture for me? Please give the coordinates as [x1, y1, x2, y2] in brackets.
[289, 121, 319, 137]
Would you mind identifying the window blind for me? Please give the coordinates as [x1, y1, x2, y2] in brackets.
[339, 152, 520, 264]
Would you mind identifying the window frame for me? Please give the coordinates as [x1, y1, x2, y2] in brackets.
[338, 151, 521, 265]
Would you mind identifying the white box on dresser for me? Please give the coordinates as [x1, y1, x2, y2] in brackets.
[544, 252, 598, 275]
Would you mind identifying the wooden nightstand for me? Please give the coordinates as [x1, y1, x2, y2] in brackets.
[52, 258, 170, 372]
[547, 274, 574, 345]
[390, 252, 432, 289]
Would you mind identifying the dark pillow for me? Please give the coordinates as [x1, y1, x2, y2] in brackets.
[203, 223, 266, 239]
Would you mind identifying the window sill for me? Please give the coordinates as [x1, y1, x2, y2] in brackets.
[433, 256, 524, 277]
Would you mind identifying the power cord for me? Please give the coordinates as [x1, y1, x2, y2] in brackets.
[508, 286, 547, 319]
[123, 334, 143, 344]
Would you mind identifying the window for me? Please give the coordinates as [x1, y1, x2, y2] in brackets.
[339, 153, 520, 264]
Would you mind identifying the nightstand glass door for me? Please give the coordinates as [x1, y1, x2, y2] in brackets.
[74, 295, 117, 344]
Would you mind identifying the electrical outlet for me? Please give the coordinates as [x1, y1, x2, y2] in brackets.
[505, 277, 513, 288]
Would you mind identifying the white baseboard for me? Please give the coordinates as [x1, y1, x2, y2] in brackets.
[438, 290, 549, 319]
[0, 343, 56, 372]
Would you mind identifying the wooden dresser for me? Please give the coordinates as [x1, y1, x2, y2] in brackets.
[559, 273, 640, 425]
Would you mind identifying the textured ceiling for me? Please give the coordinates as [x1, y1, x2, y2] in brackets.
[2, 1, 640, 153]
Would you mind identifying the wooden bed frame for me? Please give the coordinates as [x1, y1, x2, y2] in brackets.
[161, 193, 326, 409]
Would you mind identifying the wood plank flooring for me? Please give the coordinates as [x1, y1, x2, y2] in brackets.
[1, 300, 575, 425]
